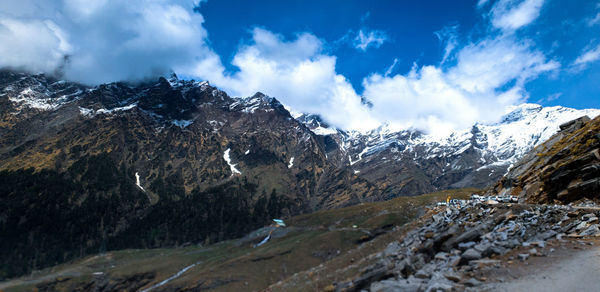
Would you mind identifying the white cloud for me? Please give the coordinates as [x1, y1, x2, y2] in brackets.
[190, 28, 379, 131]
[0, 0, 562, 134]
[0, 0, 209, 84]
[361, 35, 559, 134]
[435, 25, 459, 64]
[384, 58, 399, 77]
[490, 0, 545, 31]
[353, 29, 388, 52]
[589, 12, 600, 26]
[477, 0, 491, 8]
[536, 92, 561, 104]
[573, 44, 600, 67]
[0, 17, 71, 73]
[448, 37, 559, 93]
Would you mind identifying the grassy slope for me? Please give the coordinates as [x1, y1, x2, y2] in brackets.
[0, 188, 478, 292]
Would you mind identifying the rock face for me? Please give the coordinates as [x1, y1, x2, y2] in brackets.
[487, 115, 600, 204]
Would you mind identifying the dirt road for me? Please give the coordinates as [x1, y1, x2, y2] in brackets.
[486, 243, 600, 292]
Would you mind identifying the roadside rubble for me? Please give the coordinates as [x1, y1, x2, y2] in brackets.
[336, 196, 600, 292]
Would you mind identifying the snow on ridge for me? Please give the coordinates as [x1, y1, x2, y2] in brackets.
[96, 103, 137, 114]
[342, 103, 600, 168]
[224, 148, 242, 176]
[312, 126, 338, 135]
[80, 103, 138, 117]
[9, 87, 83, 111]
[79, 107, 93, 116]
[479, 105, 600, 161]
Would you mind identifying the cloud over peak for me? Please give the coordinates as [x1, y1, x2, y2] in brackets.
[191, 28, 379, 131]
[0, 0, 586, 134]
[362, 34, 558, 135]
[0, 0, 208, 84]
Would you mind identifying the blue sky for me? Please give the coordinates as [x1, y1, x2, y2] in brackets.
[198, 1, 480, 85]
[0, 0, 599, 133]
[197, 0, 599, 110]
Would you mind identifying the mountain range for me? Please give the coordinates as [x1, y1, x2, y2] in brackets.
[299, 103, 599, 196]
[0, 69, 598, 278]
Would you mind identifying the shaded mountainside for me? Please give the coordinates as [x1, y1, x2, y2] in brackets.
[488, 115, 600, 204]
[0, 70, 381, 279]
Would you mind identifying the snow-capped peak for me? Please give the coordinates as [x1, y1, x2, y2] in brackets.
[295, 103, 600, 182]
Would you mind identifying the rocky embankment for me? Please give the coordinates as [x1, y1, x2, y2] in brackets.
[489, 115, 600, 204]
[337, 196, 600, 291]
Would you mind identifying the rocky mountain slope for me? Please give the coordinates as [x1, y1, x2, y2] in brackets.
[0, 70, 381, 279]
[2, 68, 599, 289]
[0, 70, 379, 208]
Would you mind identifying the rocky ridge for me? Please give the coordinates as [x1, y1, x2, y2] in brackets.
[0, 69, 381, 209]
[3, 69, 598, 201]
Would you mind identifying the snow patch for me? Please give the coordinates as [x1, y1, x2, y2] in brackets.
[254, 234, 271, 248]
[288, 157, 294, 168]
[312, 126, 338, 136]
[9, 87, 82, 110]
[95, 103, 137, 115]
[79, 107, 93, 116]
[141, 263, 197, 292]
[172, 120, 193, 128]
[135, 172, 145, 191]
[224, 148, 242, 176]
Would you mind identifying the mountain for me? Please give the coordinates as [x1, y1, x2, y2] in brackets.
[0, 70, 381, 279]
[3, 114, 599, 290]
[0, 70, 381, 207]
[301, 104, 600, 197]
[1, 69, 598, 279]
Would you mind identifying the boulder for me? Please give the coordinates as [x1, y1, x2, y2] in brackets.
[461, 248, 482, 263]
[579, 225, 600, 237]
